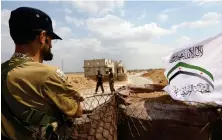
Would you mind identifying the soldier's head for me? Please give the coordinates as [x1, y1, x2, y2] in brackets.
[9, 7, 62, 62]
[109, 68, 112, 72]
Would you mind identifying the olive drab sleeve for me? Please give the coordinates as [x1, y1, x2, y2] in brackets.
[41, 68, 82, 117]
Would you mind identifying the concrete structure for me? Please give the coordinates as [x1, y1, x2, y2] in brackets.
[83, 59, 127, 81]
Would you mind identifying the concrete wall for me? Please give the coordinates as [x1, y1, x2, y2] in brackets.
[116, 73, 128, 81]
[84, 59, 106, 67]
[84, 59, 116, 76]
[84, 59, 107, 76]
[84, 59, 127, 82]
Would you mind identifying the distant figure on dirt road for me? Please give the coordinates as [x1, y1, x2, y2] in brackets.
[95, 70, 104, 94]
[108, 68, 115, 93]
[1, 7, 84, 140]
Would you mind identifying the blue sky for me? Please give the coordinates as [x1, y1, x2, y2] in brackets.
[1, 1, 222, 72]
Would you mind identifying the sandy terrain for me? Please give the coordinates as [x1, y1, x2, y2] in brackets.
[128, 74, 152, 85]
[142, 69, 168, 86]
[66, 72, 210, 112]
[66, 73, 96, 93]
[66, 73, 127, 94]
[65, 70, 167, 95]
[66, 71, 169, 111]
[66, 71, 154, 94]
[65, 73, 128, 111]
[125, 91, 187, 106]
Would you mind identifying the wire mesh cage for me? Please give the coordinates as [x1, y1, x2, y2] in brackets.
[54, 85, 221, 140]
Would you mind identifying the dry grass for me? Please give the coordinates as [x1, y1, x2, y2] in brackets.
[142, 69, 168, 86]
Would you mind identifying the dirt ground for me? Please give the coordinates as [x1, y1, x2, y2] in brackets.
[66, 73, 96, 93]
[142, 69, 168, 86]
[66, 69, 169, 93]
[66, 73, 127, 93]
[126, 91, 189, 106]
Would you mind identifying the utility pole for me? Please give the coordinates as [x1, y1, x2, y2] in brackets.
[61, 60, 64, 71]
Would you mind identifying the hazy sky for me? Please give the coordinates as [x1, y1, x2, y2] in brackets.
[1, 1, 222, 72]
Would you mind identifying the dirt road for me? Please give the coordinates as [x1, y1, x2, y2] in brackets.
[127, 74, 153, 85]
[81, 72, 153, 95]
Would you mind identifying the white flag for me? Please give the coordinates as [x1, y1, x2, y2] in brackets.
[164, 33, 222, 106]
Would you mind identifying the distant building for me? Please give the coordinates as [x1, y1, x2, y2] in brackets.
[83, 59, 127, 81]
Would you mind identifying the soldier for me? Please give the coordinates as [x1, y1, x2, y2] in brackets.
[95, 70, 104, 94]
[1, 7, 84, 140]
[108, 68, 115, 93]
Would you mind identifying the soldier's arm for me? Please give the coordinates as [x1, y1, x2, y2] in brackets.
[41, 68, 84, 117]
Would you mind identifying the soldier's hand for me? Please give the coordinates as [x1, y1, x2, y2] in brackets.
[74, 102, 84, 117]
[78, 96, 84, 102]
[73, 93, 84, 102]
